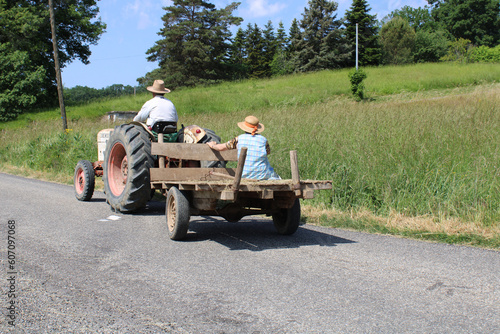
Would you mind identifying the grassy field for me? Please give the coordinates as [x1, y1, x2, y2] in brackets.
[1, 62, 499, 248]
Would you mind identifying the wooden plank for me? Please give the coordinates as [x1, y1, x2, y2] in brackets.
[209, 172, 234, 179]
[150, 175, 332, 196]
[238, 184, 293, 192]
[158, 133, 165, 168]
[151, 142, 238, 161]
[302, 189, 315, 199]
[290, 150, 301, 190]
[300, 182, 332, 190]
[220, 190, 235, 201]
[231, 147, 247, 201]
[150, 167, 237, 182]
[261, 189, 274, 199]
[232, 147, 246, 190]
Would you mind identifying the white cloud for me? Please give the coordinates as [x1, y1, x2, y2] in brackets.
[244, 0, 287, 18]
[388, 0, 402, 12]
[123, 0, 142, 15]
[123, 0, 164, 30]
[388, 0, 428, 11]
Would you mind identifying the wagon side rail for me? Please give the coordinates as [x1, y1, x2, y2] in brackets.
[150, 139, 332, 200]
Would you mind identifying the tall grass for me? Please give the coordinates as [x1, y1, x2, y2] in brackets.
[0, 119, 98, 181]
[199, 84, 500, 226]
[0, 63, 499, 244]
[364, 63, 500, 95]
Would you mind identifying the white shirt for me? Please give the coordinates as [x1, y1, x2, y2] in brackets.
[133, 96, 178, 126]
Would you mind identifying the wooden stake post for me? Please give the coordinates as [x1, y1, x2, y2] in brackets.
[290, 150, 301, 196]
[231, 147, 247, 200]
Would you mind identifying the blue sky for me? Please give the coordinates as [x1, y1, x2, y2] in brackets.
[62, 0, 428, 89]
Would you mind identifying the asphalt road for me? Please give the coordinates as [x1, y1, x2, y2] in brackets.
[0, 172, 498, 333]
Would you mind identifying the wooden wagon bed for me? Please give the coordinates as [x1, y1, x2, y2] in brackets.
[150, 140, 332, 201]
[148, 137, 332, 240]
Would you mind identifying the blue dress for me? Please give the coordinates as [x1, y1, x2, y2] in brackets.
[237, 134, 280, 180]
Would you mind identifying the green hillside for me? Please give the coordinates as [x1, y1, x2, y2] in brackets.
[1, 63, 499, 247]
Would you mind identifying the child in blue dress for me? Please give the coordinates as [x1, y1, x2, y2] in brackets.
[207, 116, 280, 180]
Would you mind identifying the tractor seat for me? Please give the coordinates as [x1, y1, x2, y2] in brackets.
[152, 121, 177, 134]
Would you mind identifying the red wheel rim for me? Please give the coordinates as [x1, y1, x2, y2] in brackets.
[108, 142, 128, 196]
[75, 168, 85, 194]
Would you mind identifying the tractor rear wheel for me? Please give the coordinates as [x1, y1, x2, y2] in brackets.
[103, 124, 154, 213]
[74, 160, 95, 201]
[272, 199, 301, 235]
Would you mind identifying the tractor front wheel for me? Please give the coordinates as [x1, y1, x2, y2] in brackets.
[74, 160, 95, 201]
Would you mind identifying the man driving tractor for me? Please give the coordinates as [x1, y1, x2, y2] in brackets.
[133, 79, 178, 133]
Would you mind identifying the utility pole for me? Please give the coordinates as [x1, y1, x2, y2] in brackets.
[49, 0, 68, 131]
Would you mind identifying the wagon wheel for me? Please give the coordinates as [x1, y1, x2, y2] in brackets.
[74, 160, 95, 201]
[166, 187, 191, 240]
[272, 199, 301, 235]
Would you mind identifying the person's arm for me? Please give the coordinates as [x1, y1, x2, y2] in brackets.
[207, 141, 228, 151]
[133, 101, 151, 122]
[207, 137, 238, 151]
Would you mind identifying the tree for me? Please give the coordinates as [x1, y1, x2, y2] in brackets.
[413, 29, 449, 62]
[64, 84, 146, 106]
[292, 0, 350, 72]
[344, 0, 381, 66]
[0, 46, 45, 121]
[383, 5, 450, 64]
[245, 24, 266, 78]
[271, 21, 293, 76]
[0, 0, 105, 119]
[428, 0, 500, 47]
[228, 27, 248, 79]
[288, 18, 301, 54]
[144, 0, 242, 88]
[379, 17, 416, 65]
[276, 21, 288, 51]
[262, 21, 277, 77]
[382, 5, 436, 32]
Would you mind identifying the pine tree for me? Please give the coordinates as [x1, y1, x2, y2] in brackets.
[276, 21, 288, 51]
[292, 0, 350, 72]
[271, 21, 292, 76]
[344, 0, 381, 66]
[379, 17, 416, 65]
[228, 27, 248, 79]
[245, 24, 266, 78]
[145, 0, 242, 88]
[288, 18, 301, 54]
[262, 21, 277, 77]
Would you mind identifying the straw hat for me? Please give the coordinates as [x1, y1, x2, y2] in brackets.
[147, 80, 171, 94]
[238, 115, 264, 135]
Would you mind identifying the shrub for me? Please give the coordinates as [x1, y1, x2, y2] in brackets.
[348, 69, 367, 101]
[441, 38, 474, 63]
[470, 45, 500, 63]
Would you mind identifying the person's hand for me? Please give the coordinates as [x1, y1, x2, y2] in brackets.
[207, 141, 215, 149]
